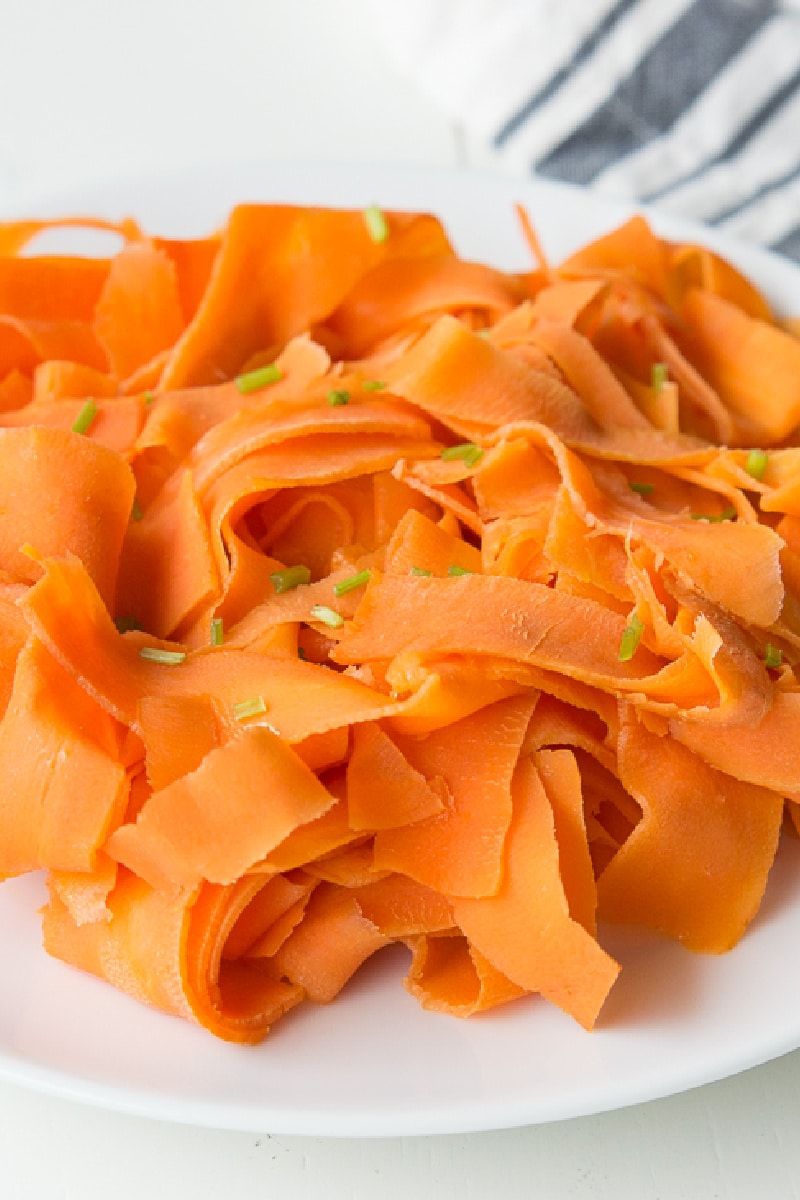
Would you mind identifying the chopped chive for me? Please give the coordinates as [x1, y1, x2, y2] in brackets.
[131, 497, 144, 522]
[297, 646, 307, 660]
[270, 564, 311, 594]
[114, 615, 142, 634]
[143, 390, 156, 405]
[618, 614, 645, 663]
[409, 566, 433, 577]
[139, 646, 186, 665]
[327, 389, 350, 407]
[210, 617, 224, 646]
[72, 399, 97, 435]
[629, 481, 655, 496]
[333, 569, 371, 597]
[440, 442, 484, 467]
[765, 643, 783, 669]
[745, 449, 769, 481]
[362, 380, 387, 391]
[691, 506, 737, 523]
[310, 604, 344, 628]
[363, 205, 389, 243]
[447, 565, 474, 577]
[651, 362, 668, 392]
[233, 695, 267, 721]
[235, 364, 282, 394]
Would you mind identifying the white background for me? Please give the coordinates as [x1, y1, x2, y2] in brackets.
[3, 1, 800, 1196]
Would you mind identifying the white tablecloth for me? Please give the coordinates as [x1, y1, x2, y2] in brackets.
[3, 2, 800, 1196]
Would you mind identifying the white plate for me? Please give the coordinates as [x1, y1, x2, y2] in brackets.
[2, 163, 800, 1138]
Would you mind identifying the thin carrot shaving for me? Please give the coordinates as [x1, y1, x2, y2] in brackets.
[0, 201, 797, 1043]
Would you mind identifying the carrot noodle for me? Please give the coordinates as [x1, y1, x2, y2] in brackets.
[0, 202, 798, 1041]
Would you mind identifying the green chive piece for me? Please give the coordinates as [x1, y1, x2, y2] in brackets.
[765, 643, 783, 669]
[210, 617, 224, 646]
[235, 364, 282, 394]
[72, 399, 97, 435]
[333, 569, 371, 597]
[114, 615, 142, 634]
[143, 390, 156, 405]
[409, 566, 433, 577]
[327, 389, 350, 407]
[297, 646, 307, 660]
[233, 695, 267, 721]
[745, 449, 769, 481]
[131, 497, 144, 522]
[691, 506, 737, 523]
[362, 380, 387, 391]
[440, 442, 484, 467]
[629, 481, 655, 496]
[447, 565, 474, 577]
[270, 565, 311, 594]
[618, 614, 645, 663]
[139, 646, 186, 665]
[310, 604, 344, 628]
[364, 205, 389, 243]
[651, 362, 668, 392]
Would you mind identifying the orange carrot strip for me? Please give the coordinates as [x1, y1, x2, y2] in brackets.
[328, 255, 525, 356]
[31, 361, 118, 404]
[352, 874, 455, 936]
[598, 714, 784, 952]
[49, 852, 118, 926]
[94, 241, 186, 381]
[0, 638, 128, 876]
[383, 314, 597, 438]
[0, 427, 135, 606]
[403, 932, 526, 1016]
[681, 287, 800, 442]
[347, 722, 446, 829]
[106, 726, 337, 897]
[42, 869, 304, 1043]
[160, 206, 449, 389]
[373, 695, 536, 897]
[452, 756, 620, 1030]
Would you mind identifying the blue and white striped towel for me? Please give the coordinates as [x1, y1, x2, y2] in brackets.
[375, 0, 800, 260]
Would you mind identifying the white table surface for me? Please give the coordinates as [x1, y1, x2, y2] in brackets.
[3, 2, 800, 1196]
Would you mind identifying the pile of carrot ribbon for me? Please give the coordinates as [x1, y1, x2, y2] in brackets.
[0, 202, 798, 1041]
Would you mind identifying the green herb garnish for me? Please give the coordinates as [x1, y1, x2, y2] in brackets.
[210, 617, 224, 646]
[327, 389, 350, 407]
[409, 566, 433, 577]
[691, 506, 737, 523]
[333, 569, 371, 597]
[651, 362, 668, 391]
[235, 364, 282, 394]
[618, 615, 645, 662]
[72, 399, 97, 435]
[233, 696, 267, 721]
[310, 604, 344, 628]
[363, 205, 389, 243]
[629, 481, 655, 496]
[139, 646, 186, 665]
[745, 449, 769, 481]
[270, 565, 311, 594]
[765, 643, 783, 669]
[447, 565, 474, 576]
[440, 442, 484, 467]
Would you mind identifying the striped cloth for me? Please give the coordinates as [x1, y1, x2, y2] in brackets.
[374, 0, 800, 260]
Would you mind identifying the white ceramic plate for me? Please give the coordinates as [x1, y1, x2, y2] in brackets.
[2, 163, 800, 1138]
